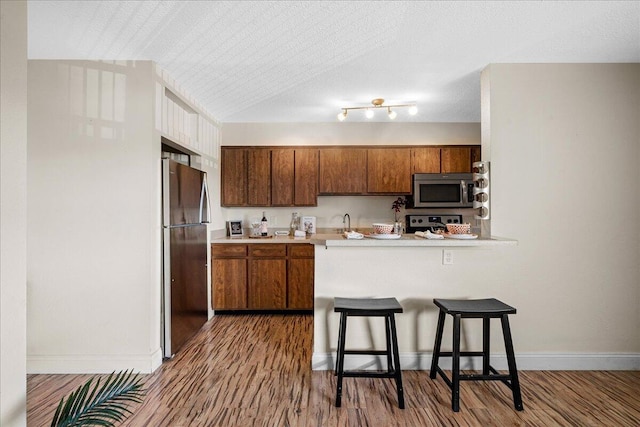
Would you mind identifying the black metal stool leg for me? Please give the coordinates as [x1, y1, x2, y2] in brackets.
[430, 309, 446, 379]
[501, 314, 524, 411]
[452, 313, 461, 412]
[388, 313, 405, 409]
[483, 317, 490, 375]
[335, 310, 345, 373]
[335, 312, 348, 407]
[385, 315, 393, 373]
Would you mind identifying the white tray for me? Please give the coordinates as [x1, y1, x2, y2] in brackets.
[365, 233, 402, 240]
[444, 233, 478, 240]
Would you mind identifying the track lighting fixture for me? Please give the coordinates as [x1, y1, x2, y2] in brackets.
[337, 98, 417, 121]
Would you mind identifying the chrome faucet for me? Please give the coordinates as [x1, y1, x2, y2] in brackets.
[343, 213, 351, 232]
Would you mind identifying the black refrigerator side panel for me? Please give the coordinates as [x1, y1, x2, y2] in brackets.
[168, 224, 208, 356]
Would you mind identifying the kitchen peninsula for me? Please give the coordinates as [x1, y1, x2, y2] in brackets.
[308, 232, 518, 371]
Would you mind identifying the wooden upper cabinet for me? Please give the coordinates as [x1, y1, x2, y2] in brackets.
[319, 148, 367, 194]
[247, 149, 271, 206]
[223, 145, 480, 205]
[441, 147, 472, 173]
[367, 148, 411, 194]
[271, 148, 319, 206]
[471, 146, 481, 167]
[221, 148, 247, 206]
[411, 147, 441, 174]
[294, 149, 318, 206]
[271, 149, 295, 206]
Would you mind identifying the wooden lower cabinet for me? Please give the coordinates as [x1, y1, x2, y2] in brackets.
[287, 245, 315, 309]
[212, 243, 314, 311]
[212, 258, 247, 309]
[248, 244, 287, 309]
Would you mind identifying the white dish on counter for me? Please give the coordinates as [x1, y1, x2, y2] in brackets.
[444, 233, 478, 240]
[365, 233, 402, 240]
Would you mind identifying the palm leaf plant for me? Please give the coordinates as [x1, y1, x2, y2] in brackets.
[50, 369, 146, 427]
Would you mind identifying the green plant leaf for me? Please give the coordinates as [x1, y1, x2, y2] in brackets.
[50, 369, 145, 427]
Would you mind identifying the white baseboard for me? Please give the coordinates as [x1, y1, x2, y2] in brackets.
[27, 347, 164, 374]
[312, 352, 640, 371]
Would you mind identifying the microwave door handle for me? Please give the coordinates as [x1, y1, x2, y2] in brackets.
[461, 182, 468, 205]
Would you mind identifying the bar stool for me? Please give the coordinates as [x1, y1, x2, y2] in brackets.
[429, 298, 523, 412]
[334, 297, 405, 409]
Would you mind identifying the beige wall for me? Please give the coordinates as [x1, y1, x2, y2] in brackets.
[220, 122, 481, 231]
[27, 60, 163, 373]
[0, 1, 28, 425]
[222, 122, 480, 146]
[484, 63, 640, 356]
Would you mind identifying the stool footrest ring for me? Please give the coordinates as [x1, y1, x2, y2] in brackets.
[342, 371, 399, 379]
[343, 350, 388, 356]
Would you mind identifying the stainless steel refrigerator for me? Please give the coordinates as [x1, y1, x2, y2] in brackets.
[162, 158, 210, 358]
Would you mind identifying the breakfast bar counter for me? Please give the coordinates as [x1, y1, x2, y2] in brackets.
[310, 233, 517, 248]
[310, 232, 519, 371]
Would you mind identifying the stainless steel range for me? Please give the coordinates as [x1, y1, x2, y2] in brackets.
[405, 214, 463, 234]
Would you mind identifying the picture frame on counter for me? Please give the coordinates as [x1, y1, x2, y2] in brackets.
[227, 220, 244, 237]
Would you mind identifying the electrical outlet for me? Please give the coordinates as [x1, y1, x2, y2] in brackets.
[443, 250, 453, 265]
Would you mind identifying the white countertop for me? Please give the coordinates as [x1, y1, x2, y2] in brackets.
[211, 235, 313, 244]
[309, 233, 517, 247]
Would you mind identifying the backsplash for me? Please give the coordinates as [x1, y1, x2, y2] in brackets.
[220, 195, 479, 234]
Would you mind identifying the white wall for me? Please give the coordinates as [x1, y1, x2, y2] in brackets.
[312, 64, 640, 371]
[27, 60, 162, 373]
[0, 1, 28, 425]
[220, 122, 481, 231]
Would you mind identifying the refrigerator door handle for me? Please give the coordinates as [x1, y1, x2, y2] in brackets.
[199, 172, 211, 224]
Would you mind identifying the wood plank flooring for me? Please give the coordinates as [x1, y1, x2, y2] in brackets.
[28, 314, 640, 426]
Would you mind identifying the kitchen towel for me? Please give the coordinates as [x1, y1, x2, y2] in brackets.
[415, 230, 444, 240]
[344, 231, 364, 239]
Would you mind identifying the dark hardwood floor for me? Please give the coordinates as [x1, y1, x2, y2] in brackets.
[28, 314, 640, 426]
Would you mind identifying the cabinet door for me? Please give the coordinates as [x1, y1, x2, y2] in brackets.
[294, 149, 318, 206]
[319, 148, 367, 194]
[271, 149, 295, 206]
[367, 148, 411, 193]
[441, 147, 472, 173]
[212, 258, 247, 309]
[249, 258, 286, 309]
[288, 244, 314, 310]
[247, 149, 271, 206]
[471, 146, 481, 167]
[411, 147, 441, 174]
[221, 148, 247, 206]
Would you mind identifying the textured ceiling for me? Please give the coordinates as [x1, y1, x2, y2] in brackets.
[28, 1, 640, 123]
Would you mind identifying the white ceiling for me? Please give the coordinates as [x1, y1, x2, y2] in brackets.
[28, 1, 640, 123]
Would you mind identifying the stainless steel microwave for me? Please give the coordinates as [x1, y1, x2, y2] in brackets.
[412, 173, 474, 208]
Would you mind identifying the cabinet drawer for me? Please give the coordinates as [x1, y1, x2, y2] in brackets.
[288, 244, 314, 258]
[212, 244, 247, 257]
[249, 244, 286, 257]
